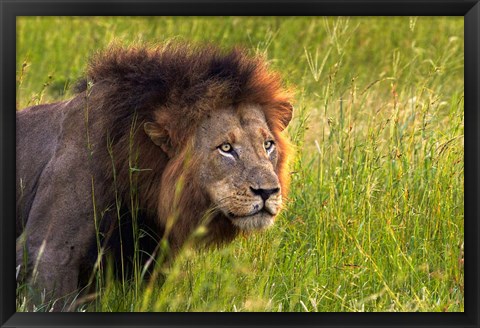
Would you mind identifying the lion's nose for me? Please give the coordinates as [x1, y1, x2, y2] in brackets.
[250, 187, 280, 202]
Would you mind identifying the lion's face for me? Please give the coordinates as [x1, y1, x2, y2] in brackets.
[195, 105, 283, 231]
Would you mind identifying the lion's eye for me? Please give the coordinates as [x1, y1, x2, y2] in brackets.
[219, 143, 233, 153]
[264, 140, 274, 152]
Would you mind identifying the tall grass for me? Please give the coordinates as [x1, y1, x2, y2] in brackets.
[16, 16, 464, 312]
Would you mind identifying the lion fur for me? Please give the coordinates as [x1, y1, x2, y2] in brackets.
[16, 42, 293, 309]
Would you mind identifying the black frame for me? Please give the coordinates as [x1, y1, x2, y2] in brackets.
[1, 1, 478, 327]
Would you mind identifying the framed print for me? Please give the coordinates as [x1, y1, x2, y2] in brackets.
[1, 0, 478, 327]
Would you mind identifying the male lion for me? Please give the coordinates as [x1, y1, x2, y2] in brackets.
[16, 43, 293, 310]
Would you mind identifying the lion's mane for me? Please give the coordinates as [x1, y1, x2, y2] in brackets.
[82, 43, 293, 251]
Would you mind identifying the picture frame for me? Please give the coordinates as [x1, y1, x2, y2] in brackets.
[1, 0, 478, 327]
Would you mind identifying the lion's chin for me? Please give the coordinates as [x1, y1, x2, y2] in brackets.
[228, 211, 275, 231]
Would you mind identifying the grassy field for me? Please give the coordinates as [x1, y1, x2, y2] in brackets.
[16, 16, 464, 312]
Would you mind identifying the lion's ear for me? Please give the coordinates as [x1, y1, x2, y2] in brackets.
[144, 122, 174, 157]
[278, 102, 293, 131]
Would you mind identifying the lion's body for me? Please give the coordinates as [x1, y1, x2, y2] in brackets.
[17, 98, 99, 306]
[16, 44, 293, 310]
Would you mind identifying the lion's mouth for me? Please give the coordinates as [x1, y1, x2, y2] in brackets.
[226, 208, 275, 231]
[227, 208, 273, 219]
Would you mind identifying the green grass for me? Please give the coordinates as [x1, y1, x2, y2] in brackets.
[16, 16, 464, 312]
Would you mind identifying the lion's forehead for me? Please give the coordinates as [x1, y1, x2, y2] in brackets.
[196, 105, 271, 147]
[237, 105, 267, 125]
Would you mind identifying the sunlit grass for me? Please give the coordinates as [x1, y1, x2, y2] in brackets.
[16, 16, 464, 312]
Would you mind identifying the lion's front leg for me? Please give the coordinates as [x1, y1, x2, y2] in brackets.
[16, 154, 97, 311]
[18, 214, 95, 311]
[22, 242, 80, 311]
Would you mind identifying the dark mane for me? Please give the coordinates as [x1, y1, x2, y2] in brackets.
[84, 42, 293, 250]
[83, 42, 292, 141]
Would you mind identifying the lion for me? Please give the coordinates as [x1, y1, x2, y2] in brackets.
[16, 43, 293, 311]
